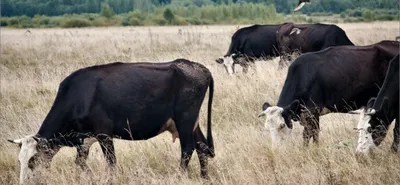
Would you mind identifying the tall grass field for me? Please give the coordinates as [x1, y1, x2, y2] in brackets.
[1, 21, 399, 184]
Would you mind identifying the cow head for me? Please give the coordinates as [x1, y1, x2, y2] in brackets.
[258, 100, 300, 144]
[277, 23, 304, 52]
[350, 98, 389, 154]
[215, 53, 241, 75]
[8, 135, 58, 184]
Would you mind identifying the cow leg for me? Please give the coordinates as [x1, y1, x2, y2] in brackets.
[302, 126, 312, 146]
[391, 118, 399, 153]
[174, 115, 198, 176]
[311, 114, 320, 144]
[278, 55, 290, 69]
[194, 126, 210, 179]
[87, 104, 116, 168]
[75, 145, 90, 170]
[75, 137, 97, 170]
[301, 110, 320, 146]
[242, 64, 249, 73]
[97, 134, 116, 167]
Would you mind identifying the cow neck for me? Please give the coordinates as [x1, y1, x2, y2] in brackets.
[36, 101, 70, 140]
[371, 57, 399, 118]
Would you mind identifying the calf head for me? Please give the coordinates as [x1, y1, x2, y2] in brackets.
[258, 100, 300, 144]
[8, 135, 58, 184]
[351, 98, 390, 154]
[215, 53, 240, 75]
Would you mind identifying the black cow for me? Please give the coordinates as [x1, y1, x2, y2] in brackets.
[8, 59, 215, 184]
[215, 24, 281, 75]
[277, 22, 354, 67]
[258, 40, 399, 146]
[294, 0, 311, 11]
[351, 54, 399, 154]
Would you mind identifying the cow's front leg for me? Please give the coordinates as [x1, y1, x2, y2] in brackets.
[301, 110, 320, 146]
[75, 137, 97, 171]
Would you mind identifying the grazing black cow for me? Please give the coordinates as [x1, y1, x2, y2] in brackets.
[294, 0, 311, 11]
[351, 55, 399, 154]
[258, 40, 399, 146]
[216, 24, 281, 75]
[277, 22, 354, 67]
[8, 59, 215, 184]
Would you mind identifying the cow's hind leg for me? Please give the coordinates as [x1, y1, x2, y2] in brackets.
[194, 126, 211, 179]
[391, 118, 399, 153]
[174, 113, 199, 176]
[97, 134, 116, 167]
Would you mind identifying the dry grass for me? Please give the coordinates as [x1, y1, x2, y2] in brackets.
[1, 21, 399, 185]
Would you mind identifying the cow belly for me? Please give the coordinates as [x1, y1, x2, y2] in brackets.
[115, 117, 179, 141]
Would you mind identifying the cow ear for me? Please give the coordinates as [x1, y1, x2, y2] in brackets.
[262, 102, 271, 111]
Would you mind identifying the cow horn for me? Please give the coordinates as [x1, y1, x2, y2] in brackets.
[7, 138, 22, 144]
[348, 109, 363, 114]
[365, 109, 376, 115]
[289, 28, 301, 35]
[258, 111, 266, 117]
[33, 136, 40, 142]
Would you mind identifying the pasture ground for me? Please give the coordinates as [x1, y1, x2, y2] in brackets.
[0, 21, 399, 185]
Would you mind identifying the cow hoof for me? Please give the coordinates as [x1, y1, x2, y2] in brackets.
[201, 173, 210, 180]
[390, 145, 399, 153]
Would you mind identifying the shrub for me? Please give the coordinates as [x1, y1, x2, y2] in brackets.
[153, 17, 167, 25]
[18, 16, 32, 28]
[92, 17, 108, 26]
[0, 19, 8, 26]
[61, 18, 92, 28]
[363, 9, 374, 21]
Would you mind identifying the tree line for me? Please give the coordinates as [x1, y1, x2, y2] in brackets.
[1, 0, 398, 17]
[0, 0, 398, 28]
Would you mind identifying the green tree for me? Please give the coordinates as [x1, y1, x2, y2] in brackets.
[100, 2, 114, 18]
[163, 8, 175, 23]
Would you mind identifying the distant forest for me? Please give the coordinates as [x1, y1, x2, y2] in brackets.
[1, 0, 398, 28]
[2, 0, 399, 16]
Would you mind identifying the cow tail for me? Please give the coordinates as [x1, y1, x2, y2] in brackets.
[207, 75, 215, 158]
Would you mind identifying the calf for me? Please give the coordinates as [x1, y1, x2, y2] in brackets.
[8, 59, 215, 184]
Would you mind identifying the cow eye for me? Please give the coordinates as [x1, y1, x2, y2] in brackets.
[367, 127, 373, 133]
[28, 155, 37, 169]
